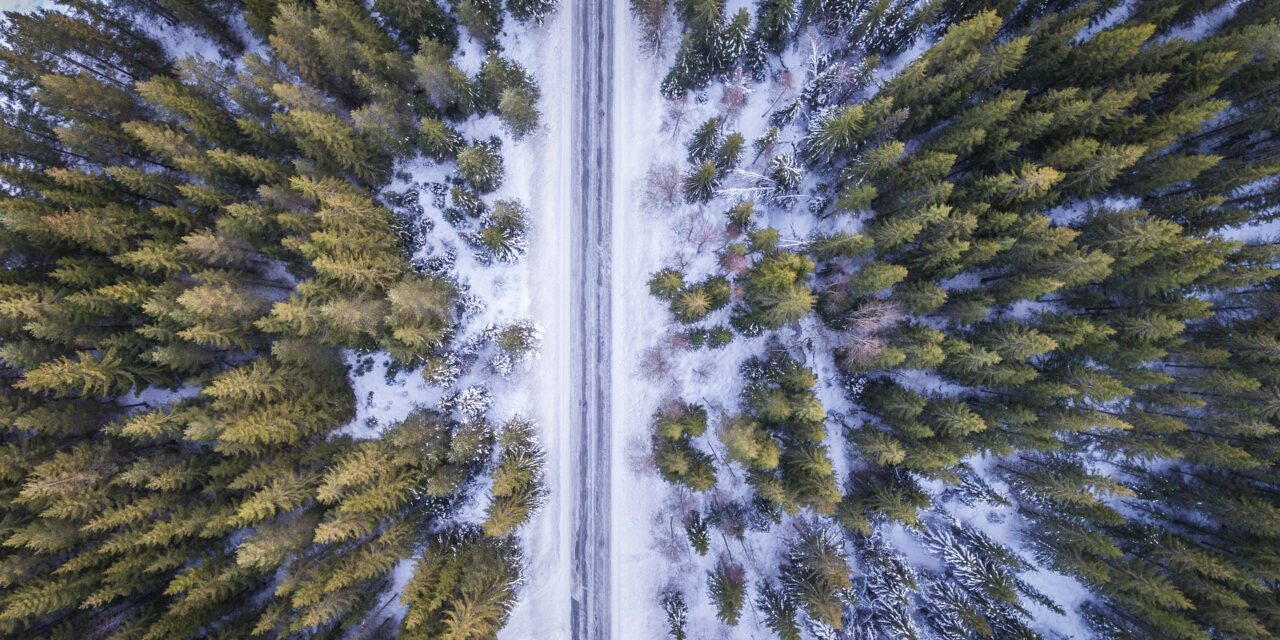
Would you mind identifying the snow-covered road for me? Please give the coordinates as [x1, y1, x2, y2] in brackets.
[569, 1, 614, 639]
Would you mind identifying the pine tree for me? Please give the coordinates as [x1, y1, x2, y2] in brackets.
[754, 0, 796, 53]
[707, 555, 747, 625]
[757, 578, 802, 640]
[499, 86, 541, 138]
[719, 414, 781, 470]
[651, 402, 718, 491]
[508, 0, 558, 24]
[456, 0, 505, 44]
[781, 521, 853, 629]
[457, 143, 505, 194]
[373, 0, 456, 47]
[469, 199, 530, 263]
[736, 249, 815, 330]
[400, 529, 522, 640]
[0, 2, 550, 636]
[682, 160, 720, 203]
[660, 589, 689, 640]
[484, 417, 547, 536]
[684, 509, 711, 555]
[118, 0, 246, 56]
[661, 35, 712, 98]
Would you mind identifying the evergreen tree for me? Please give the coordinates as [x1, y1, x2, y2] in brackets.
[508, 0, 558, 24]
[457, 142, 505, 194]
[735, 248, 815, 331]
[660, 588, 689, 640]
[781, 521, 853, 629]
[484, 416, 547, 537]
[456, 0, 505, 44]
[651, 402, 717, 491]
[400, 529, 522, 640]
[707, 555, 747, 625]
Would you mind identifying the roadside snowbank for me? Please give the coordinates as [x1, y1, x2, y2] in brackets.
[499, 7, 574, 638]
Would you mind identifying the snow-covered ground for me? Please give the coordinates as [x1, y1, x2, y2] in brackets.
[499, 7, 574, 638]
[611, 4, 696, 636]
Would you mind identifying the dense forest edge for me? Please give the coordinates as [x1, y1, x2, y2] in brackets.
[0, 0, 556, 638]
[633, 0, 1280, 638]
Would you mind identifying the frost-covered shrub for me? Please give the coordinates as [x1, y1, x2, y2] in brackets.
[455, 291, 486, 322]
[449, 185, 488, 220]
[642, 162, 684, 210]
[484, 318, 542, 376]
[456, 142, 504, 193]
[421, 352, 462, 387]
[442, 384, 492, 420]
[465, 199, 530, 263]
[412, 244, 457, 277]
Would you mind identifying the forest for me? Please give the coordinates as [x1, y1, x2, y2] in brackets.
[0, 0, 553, 638]
[635, 0, 1280, 638]
[2, 0, 1279, 639]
